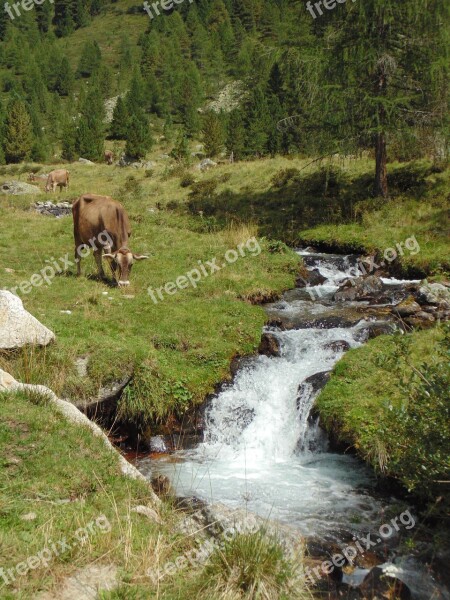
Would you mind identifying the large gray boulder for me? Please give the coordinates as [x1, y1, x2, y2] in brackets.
[1, 181, 41, 195]
[416, 283, 450, 306]
[0, 290, 55, 349]
[334, 275, 383, 302]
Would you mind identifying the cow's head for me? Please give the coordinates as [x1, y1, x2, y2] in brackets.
[103, 247, 148, 286]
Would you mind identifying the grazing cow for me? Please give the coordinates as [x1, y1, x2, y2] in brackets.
[45, 169, 70, 193]
[72, 194, 148, 286]
[28, 173, 48, 183]
[104, 151, 114, 165]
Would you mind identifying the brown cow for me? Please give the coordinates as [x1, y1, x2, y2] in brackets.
[28, 173, 48, 183]
[104, 151, 114, 165]
[45, 169, 70, 193]
[72, 194, 148, 286]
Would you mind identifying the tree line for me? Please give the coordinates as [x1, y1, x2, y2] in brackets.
[0, 0, 447, 195]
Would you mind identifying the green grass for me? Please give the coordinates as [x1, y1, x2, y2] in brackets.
[316, 326, 450, 507]
[1, 389, 306, 599]
[300, 162, 449, 276]
[0, 160, 299, 424]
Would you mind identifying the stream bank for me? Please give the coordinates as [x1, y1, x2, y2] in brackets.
[129, 249, 448, 599]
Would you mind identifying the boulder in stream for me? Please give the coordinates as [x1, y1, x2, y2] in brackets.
[334, 276, 383, 302]
[258, 332, 281, 357]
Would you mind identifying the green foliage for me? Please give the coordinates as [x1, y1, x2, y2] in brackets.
[374, 329, 450, 500]
[75, 88, 105, 161]
[3, 99, 33, 163]
[317, 326, 450, 509]
[77, 40, 102, 78]
[202, 530, 303, 599]
[110, 96, 128, 140]
[124, 112, 153, 160]
[202, 111, 225, 158]
[270, 168, 300, 189]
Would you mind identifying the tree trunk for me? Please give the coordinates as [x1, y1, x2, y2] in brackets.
[374, 131, 388, 197]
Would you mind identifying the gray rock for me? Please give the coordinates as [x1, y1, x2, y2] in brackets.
[196, 158, 217, 171]
[416, 283, 450, 306]
[78, 157, 95, 165]
[1, 180, 41, 195]
[323, 340, 351, 353]
[334, 276, 383, 302]
[258, 332, 281, 357]
[0, 291, 55, 349]
[393, 296, 422, 316]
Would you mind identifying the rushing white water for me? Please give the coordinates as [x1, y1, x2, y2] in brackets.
[137, 250, 449, 599]
[138, 252, 389, 537]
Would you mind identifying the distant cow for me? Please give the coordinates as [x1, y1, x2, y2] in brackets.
[45, 169, 70, 193]
[72, 194, 148, 286]
[28, 173, 48, 184]
[104, 151, 114, 165]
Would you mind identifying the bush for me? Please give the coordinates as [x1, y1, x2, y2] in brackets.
[270, 167, 300, 188]
[180, 173, 196, 188]
[189, 179, 218, 201]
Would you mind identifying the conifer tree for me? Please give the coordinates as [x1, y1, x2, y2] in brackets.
[226, 109, 246, 160]
[61, 120, 78, 161]
[125, 112, 153, 159]
[54, 57, 75, 96]
[77, 40, 102, 78]
[75, 88, 105, 160]
[3, 99, 33, 163]
[323, 0, 447, 197]
[110, 96, 129, 140]
[202, 111, 225, 158]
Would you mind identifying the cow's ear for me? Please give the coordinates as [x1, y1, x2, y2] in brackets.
[133, 254, 149, 261]
[103, 253, 115, 259]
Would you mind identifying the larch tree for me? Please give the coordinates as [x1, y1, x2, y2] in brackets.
[3, 99, 33, 163]
[324, 0, 448, 197]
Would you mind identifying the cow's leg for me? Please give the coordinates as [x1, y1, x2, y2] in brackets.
[75, 248, 81, 276]
[53, 183, 56, 193]
[94, 249, 106, 280]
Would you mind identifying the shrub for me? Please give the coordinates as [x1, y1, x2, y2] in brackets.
[270, 167, 300, 188]
[189, 179, 218, 201]
[180, 173, 196, 188]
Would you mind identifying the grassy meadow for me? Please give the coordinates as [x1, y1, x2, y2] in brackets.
[0, 155, 301, 425]
[0, 389, 308, 599]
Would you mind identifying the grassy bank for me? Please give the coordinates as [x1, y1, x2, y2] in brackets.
[316, 326, 450, 509]
[300, 162, 449, 276]
[0, 389, 307, 599]
[0, 159, 300, 425]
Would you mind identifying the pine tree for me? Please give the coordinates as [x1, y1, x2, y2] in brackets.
[170, 130, 190, 162]
[323, 0, 447, 197]
[77, 40, 102, 78]
[226, 109, 246, 160]
[125, 112, 153, 159]
[54, 56, 75, 96]
[202, 111, 225, 157]
[53, 0, 75, 37]
[244, 86, 271, 157]
[75, 88, 105, 160]
[3, 99, 33, 163]
[110, 96, 129, 140]
[61, 119, 78, 161]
